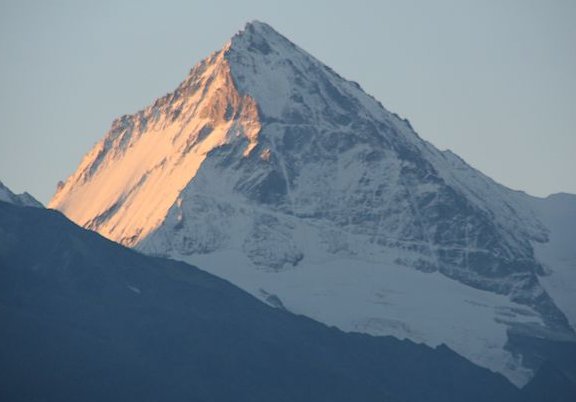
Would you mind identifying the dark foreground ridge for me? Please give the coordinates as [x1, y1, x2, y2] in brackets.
[0, 201, 572, 401]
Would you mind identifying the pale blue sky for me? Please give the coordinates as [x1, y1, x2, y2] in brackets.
[1, 0, 575, 203]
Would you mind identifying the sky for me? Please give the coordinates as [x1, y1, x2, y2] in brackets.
[0, 0, 574, 204]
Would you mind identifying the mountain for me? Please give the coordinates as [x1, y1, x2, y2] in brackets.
[0, 200, 528, 402]
[0, 180, 42, 208]
[48, 21, 576, 385]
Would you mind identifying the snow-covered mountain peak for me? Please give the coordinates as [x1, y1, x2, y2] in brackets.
[48, 21, 575, 385]
[0, 181, 42, 208]
[228, 20, 296, 57]
[225, 21, 395, 127]
[232, 20, 283, 44]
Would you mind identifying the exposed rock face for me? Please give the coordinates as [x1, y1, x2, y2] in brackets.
[48, 21, 576, 385]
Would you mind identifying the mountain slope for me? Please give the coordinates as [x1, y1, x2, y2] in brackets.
[48, 21, 576, 385]
[0, 200, 527, 402]
[528, 193, 576, 333]
[0, 180, 42, 208]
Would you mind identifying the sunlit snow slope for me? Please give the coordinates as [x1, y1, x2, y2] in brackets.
[49, 21, 576, 385]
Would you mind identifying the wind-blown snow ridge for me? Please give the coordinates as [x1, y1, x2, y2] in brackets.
[49, 21, 575, 386]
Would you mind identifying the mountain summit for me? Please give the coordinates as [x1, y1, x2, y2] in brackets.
[49, 21, 576, 385]
[0, 181, 42, 208]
